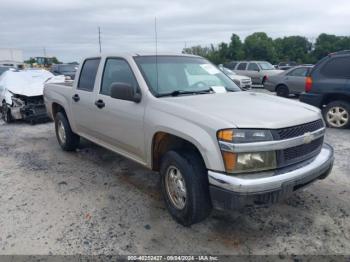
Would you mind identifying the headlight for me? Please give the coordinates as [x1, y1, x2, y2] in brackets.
[217, 129, 273, 143]
[217, 129, 276, 173]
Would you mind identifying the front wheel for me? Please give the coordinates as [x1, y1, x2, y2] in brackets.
[160, 150, 212, 226]
[55, 112, 80, 151]
[276, 85, 289, 97]
[323, 100, 350, 129]
[1, 102, 12, 123]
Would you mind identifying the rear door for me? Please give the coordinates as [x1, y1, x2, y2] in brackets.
[315, 56, 350, 94]
[90, 57, 146, 164]
[246, 62, 261, 84]
[285, 67, 309, 94]
[234, 62, 247, 75]
[70, 58, 101, 137]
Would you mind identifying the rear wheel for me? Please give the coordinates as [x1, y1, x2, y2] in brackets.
[160, 150, 212, 226]
[276, 84, 289, 97]
[323, 100, 350, 129]
[55, 112, 80, 151]
[1, 101, 12, 123]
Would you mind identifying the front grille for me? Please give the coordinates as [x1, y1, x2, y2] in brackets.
[273, 119, 325, 168]
[283, 137, 323, 163]
[274, 119, 324, 140]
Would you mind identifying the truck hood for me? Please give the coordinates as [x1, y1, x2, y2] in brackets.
[162, 92, 321, 129]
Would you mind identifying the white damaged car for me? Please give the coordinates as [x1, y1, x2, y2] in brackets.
[0, 69, 65, 123]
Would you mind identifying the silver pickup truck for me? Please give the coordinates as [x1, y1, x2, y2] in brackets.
[44, 54, 334, 226]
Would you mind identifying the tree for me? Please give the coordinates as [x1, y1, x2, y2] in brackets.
[274, 36, 312, 63]
[228, 34, 244, 60]
[244, 32, 276, 62]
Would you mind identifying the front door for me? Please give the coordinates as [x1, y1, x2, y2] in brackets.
[91, 57, 146, 164]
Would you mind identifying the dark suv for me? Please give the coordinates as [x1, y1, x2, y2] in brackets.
[300, 50, 350, 129]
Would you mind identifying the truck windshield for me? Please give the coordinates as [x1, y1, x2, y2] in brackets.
[258, 62, 275, 70]
[134, 56, 240, 97]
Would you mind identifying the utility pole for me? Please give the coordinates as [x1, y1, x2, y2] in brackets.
[98, 26, 102, 53]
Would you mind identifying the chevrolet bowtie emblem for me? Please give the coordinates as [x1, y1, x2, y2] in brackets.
[303, 132, 314, 144]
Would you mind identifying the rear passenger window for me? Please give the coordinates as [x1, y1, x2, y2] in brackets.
[100, 58, 138, 96]
[237, 63, 247, 70]
[288, 67, 308, 77]
[77, 58, 101, 91]
[321, 57, 350, 78]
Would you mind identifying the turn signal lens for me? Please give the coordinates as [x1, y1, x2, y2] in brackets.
[217, 129, 234, 142]
[222, 151, 237, 173]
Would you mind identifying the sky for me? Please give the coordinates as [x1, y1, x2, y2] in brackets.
[1, 0, 350, 62]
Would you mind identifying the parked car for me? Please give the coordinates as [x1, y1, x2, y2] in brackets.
[225, 61, 284, 85]
[300, 50, 350, 129]
[44, 53, 334, 226]
[51, 64, 78, 80]
[264, 66, 313, 97]
[0, 69, 65, 123]
[277, 61, 298, 70]
[218, 65, 252, 90]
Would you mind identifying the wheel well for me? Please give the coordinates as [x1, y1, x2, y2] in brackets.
[152, 132, 205, 171]
[52, 103, 67, 119]
[275, 83, 287, 91]
[322, 94, 350, 107]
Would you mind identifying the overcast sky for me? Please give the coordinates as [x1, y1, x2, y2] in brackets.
[1, 0, 350, 62]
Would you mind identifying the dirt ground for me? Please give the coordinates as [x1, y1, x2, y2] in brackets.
[0, 113, 349, 255]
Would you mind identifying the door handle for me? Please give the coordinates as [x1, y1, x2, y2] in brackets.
[72, 94, 80, 102]
[95, 99, 105, 109]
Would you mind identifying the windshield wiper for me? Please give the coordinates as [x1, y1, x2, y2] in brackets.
[157, 88, 213, 97]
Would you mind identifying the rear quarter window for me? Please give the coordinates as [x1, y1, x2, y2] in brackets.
[320, 57, 350, 78]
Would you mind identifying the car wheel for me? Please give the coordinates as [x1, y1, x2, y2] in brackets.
[276, 85, 289, 97]
[1, 101, 13, 123]
[323, 101, 350, 129]
[55, 112, 80, 151]
[160, 150, 212, 226]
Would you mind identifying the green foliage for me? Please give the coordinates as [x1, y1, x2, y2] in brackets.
[183, 33, 350, 65]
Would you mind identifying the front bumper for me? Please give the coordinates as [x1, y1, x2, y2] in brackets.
[208, 143, 334, 210]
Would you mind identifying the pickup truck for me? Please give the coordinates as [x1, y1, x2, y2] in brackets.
[44, 54, 334, 226]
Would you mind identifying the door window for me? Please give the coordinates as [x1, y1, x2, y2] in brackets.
[100, 58, 139, 96]
[77, 58, 101, 92]
[321, 57, 350, 78]
[237, 63, 247, 70]
[247, 63, 260, 71]
[288, 67, 308, 77]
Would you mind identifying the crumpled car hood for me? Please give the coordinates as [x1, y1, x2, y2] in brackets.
[0, 69, 65, 97]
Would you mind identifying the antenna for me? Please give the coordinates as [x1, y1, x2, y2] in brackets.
[154, 17, 159, 92]
[98, 26, 102, 53]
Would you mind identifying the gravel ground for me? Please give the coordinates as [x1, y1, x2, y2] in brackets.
[0, 96, 349, 255]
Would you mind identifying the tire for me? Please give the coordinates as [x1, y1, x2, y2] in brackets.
[276, 84, 289, 97]
[160, 150, 212, 226]
[1, 101, 13, 123]
[55, 112, 80, 151]
[323, 100, 350, 129]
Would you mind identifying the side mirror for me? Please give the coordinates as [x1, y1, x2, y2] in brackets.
[110, 82, 141, 103]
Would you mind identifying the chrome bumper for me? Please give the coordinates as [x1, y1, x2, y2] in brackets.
[208, 143, 334, 194]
